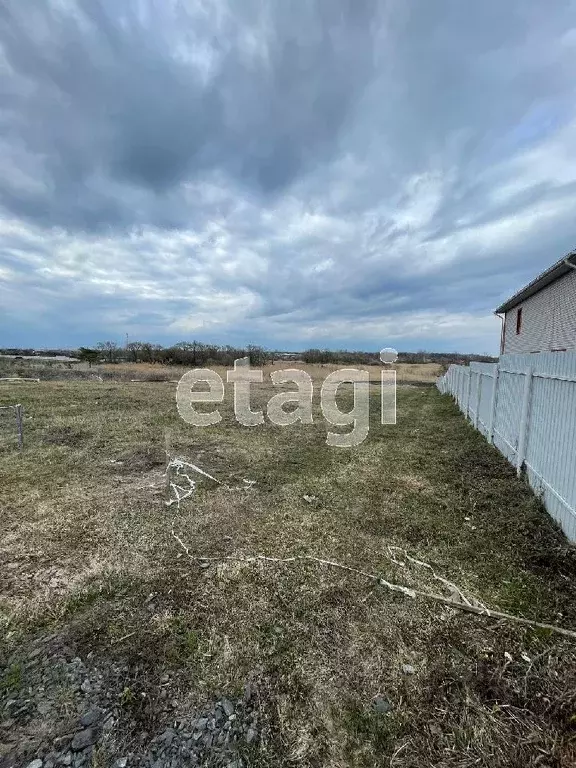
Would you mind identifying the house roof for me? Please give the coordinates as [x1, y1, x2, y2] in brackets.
[495, 249, 576, 314]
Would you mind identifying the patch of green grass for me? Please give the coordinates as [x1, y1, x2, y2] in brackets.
[343, 704, 407, 765]
[119, 685, 136, 707]
[1, 662, 23, 693]
[163, 616, 205, 665]
[62, 576, 131, 619]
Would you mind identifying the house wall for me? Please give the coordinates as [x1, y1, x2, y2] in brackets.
[502, 268, 576, 354]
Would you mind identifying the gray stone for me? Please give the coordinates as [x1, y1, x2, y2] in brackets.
[372, 696, 392, 714]
[101, 715, 115, 732]
[59, 754, 72, 766]
[194, 718, 208, 731]
[25, 760, 43, 768]
[80, 707, 103, 727]
[54, 735, 73, 750]
[159, 729, 175, 746]
[221, 699, 234, 717]
[246, 728, 257, 744]
[71, 729, 97, 751]
[112, 760, 127, 768]
[80, 680, 91, 694]
[401, 664, 415, 675]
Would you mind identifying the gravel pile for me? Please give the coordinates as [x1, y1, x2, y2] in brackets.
[1, 636, 260, 768]
[140, 691, 258, 768]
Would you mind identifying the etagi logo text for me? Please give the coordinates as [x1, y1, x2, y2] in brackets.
[176, 350, 398, 448]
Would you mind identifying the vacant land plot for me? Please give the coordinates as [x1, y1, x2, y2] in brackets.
[97, 361, 444, 384]
[1, 374, 575, 767]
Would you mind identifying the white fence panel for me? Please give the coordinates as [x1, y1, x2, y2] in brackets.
[493, 370, 523, 464]
[437, 352, 576, 541]
[477, 368, 495, 437]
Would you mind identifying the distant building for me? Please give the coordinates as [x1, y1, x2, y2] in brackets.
[496, 251, 576, 355]
[275, 352, 303, 361]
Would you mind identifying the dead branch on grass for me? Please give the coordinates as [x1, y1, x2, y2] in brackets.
[165, 454, 576, 641]
[386, 545, 488, 611]
[0, 377, 40, 383]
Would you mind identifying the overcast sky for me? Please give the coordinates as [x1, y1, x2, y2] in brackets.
[1, 0, 576, 353]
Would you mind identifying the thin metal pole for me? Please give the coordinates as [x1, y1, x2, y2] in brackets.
[15, 404, 23, 451]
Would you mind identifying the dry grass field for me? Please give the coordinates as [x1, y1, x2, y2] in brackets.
[1, 370, 575, 767]
[96, 361, 444, 385]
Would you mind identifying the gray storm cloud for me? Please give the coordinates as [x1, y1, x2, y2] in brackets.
[1, 0, 575, 351]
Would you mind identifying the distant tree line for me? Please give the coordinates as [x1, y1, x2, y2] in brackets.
[300, 348, 379, 365]
[299, 349, 496, 365]
[88, 341, 271, 367]
[0, 344, 497, 367]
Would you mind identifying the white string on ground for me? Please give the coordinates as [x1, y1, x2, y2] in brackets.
[164, 455, 576, 641]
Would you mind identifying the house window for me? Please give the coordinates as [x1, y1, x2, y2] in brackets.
[516, 307, 523, 334]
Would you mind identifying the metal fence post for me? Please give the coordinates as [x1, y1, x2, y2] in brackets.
[487, 366, 500, 444]
[516, 366, 533, 476]
[15, 404, 23, 451]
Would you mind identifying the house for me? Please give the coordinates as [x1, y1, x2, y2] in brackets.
[495, 250, 576, 355]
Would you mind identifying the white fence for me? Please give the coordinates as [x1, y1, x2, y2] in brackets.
[437, 353, 576, 541]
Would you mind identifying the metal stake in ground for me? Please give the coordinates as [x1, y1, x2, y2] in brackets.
[0, 403, 24, 451]
[15, 404, 23, 450]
